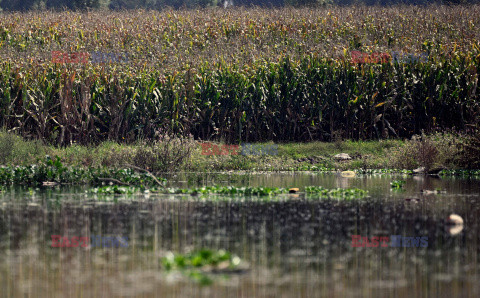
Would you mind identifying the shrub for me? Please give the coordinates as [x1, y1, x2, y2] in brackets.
[415, 134, 438, 172]
[388, 133, 464, 170]
[428, 132, 463, 169]
[133, 130, 196, 173]
[459, 129, 480, 169]
[132, 145, 158, 171]
[388, 139, 419, 170]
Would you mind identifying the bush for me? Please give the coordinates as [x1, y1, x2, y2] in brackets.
[459, 129, 480, 169]
[0, 130, 46, 165]
[133, 130, 196, 173]
[414, 134, 438, 172]
[428, 132, 463, 169]
[388, 139, 419, 170]
[388, 133, 459, 170]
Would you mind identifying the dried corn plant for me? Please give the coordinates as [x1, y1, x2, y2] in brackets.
[0, 6, 478, 145]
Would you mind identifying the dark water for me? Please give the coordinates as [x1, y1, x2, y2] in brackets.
[0, 173, 479, 297]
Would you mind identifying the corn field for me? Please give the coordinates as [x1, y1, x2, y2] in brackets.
[0, 5, 479, 145]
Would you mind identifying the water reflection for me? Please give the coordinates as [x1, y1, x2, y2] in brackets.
[0, 174, 479, 297]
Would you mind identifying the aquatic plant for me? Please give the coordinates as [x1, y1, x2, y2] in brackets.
[439, 169, 480, 177]
[165, 185, 288, 196]
[304, 186, 368, 199]
[390, 180, 406, 189]
[89, 185, 141, 195]
[356, 169, 413, 175]
[0, 156, 167, 186]
[161, 249, 246, 285]
[297, 165, 336, 172]
[88, 185, 289, 197]
[87, 185, 372, 200]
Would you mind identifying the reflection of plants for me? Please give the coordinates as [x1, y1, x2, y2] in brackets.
[161, 249, 245, 285]
[390, 180, 406, 189]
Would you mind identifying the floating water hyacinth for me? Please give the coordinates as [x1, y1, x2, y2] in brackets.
[88, 185, 369, 200]
[304, 186, 368, 199]
[390, 180, 406, 189]
[161, 249, 247, 285]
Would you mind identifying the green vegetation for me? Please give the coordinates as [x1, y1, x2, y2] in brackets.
[0, 6, 479, 178]
[89, 185, 142, 194]
[1, 130, 480, 177]
[90, 185, 289, 196]
[304, 186, 368, 199]
[0, 129, 195, 172]
[161, 249, 245, 285]
[390, 179, 406, 189]
[439, 169, 480, 177]
[89, 185, 288, 196]
[0, 155, 167, 186]
[357, 169, 413, 175]
[89, 185, 370, 200]
[1, 0, 479, 12]
[165, 185, 287, 196]
[0, 7, 478, 145]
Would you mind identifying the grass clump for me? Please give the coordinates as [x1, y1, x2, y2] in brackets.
[0, 130, 46, 165]
[133, 131, 197, 173]
[161, 249, 246, 285]
[390, 180, 406, 189]
[388, 133, 463, 170]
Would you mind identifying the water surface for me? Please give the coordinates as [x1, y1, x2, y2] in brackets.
[1, 173, 479, 297]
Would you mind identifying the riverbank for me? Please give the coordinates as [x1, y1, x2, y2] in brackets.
[1, 131, 478, 178]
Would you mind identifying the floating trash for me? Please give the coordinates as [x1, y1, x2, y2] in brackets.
[341, 171, 356, 178]
[289, 188, 299, 193]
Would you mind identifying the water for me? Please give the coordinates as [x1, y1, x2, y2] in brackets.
[0, 173, 479, 297]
